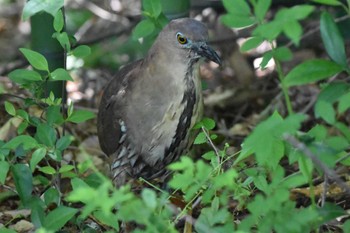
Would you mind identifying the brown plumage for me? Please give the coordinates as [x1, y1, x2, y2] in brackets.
[97, 18, 221, 186]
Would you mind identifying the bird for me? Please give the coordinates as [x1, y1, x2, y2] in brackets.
[97, 18, 221, 186]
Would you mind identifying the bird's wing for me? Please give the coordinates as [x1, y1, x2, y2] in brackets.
[97, 60, 143, 156]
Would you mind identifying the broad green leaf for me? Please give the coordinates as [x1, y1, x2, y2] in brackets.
[284, 59, 344, 86]
[93, 210, 119, 231]
[194, 117, 216, 130]
[317, 203, 345, 224]
[59, 164, 75, 173]
[194, 131, 207, 145]
[35, 123, 56, 147]
[240, 37, 264, 52]
[317, 82, 349, 103]
[221, 14, 256, 28]
[320, 12, 347, 67]
[4, 101, 16, 116]
[44, 187, 60, 205]
[254, 0, 272, 21]
[275, 5, 314, 21]
[53, 10, 64, 32]
[56, 135, 73, 151]
[22, 0, 63, 20]
[283, 21, 302, 45]
[39, 166, 56, 175]
[223, 0, 251, 15]
[308, 124, 328, 141]
[3, 135, 38, 150]
[71, 45, 91, 58]
[46, 105, 64, 125]
[30, 148, 47, 172]
[315, 100, 335, 124]
[67, 110, 95, 123]
[50, 68, 73, 81]
[8, 69, 42, 84]
[43, 206, 78, 231]
[0, 228, 17, 233]
[19, 48, 49, 71]
[132, 19, 155, 39]
[141, 188, 157, 210]
[253, 21, 283, 41]
[273, 47, 293, 62]
[338, 92, 350, 113]
[312, 0, 342, 6]
[0, 161, 10, 184]
[12, 164, 33, 205]
[325, 136, 349, 151]
[143, 0, 162, 17]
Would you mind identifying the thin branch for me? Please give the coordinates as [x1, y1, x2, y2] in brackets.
[284, 135, 350, 196]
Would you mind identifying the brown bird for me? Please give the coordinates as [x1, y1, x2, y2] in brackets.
[97, 18, 221, 186]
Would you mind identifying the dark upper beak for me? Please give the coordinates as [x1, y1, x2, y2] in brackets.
[194, 42, 222, 65]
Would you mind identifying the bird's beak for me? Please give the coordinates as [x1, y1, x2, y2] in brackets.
[194, 42, 222, 65]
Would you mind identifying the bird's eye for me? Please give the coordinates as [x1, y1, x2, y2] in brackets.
[176, 32, 188, 45]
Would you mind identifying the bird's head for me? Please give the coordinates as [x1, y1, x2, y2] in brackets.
[153, 18, 221, 66]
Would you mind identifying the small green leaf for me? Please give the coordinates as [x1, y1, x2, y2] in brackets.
[46, 105, 64, 125]
[93, 211, 119, 231]
[132, 19, 155, 39]
[19, 48, 49, 71]
[17, 121, 28, 134]
[50, 68, 73, 81]
[39, 166, 56, 175]
[284, 59, 344, 87]
[67, 110, 95, 123]
[221, 14, 256, 28]
[143, 0, 162, 17]
[312, 0, 342, 6]
[8, 69, 42, 84]
[35, 123, 56, 147]
[53, 10, 64, 32]
[3, 135, 38, 150]
[338, 92, 350, 114]
[0, 161, 10, 184]
[56, 135, 73, 151]
[283, 21, 302, 45]
[254, 0, 272, 21]
[43, 206, 78, 231]
[260, 51, 273, 69]
[240, 37, 264, 52]
[202, 118, 216, 130]
[12, 164, 33, 205]
[194, 132, 207, 145]
[44, 187, 60, 205]
[320, 12, 347, 67]
[30, 148, 47, 172]
[59, 165, 75, 173]
[141, 188, 157, 210]
[315, 100, 335, 124]
[223, 0, 251, 15]
[71, 45, 91, 58]
[273, 47, 293, 62]
[4, 101, 16, 116]
[202, 151, 215, 160]
[53, 32, 71, 52]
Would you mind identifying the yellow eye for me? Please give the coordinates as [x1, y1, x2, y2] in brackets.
[176, 32, 188, 44]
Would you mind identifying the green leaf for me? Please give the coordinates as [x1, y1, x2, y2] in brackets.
[67, 110, 95, 123]
[141, 188, 157, 210]
[143, 0, 162, 17]
[93, 211, 119, 231]
[338, 92, 350, 114]
[253, 21, 283, 41]
[240, 37, 264, 52]
[50, 68, 73, 81]
[275, 5, 314, 21]
[46, 105, 64, 125]
[221, 14, 256, 28]
[39, 166, 56, 175]
[132, 19, 155, 39]
[56, 135, 73, 151]
[71, 45, 91, 58]
[325, 136, 349, 151]
[283, 21, 302, 45]
[284, 59, 344, 87]
[19, 48, 49, 71]
[30, 148, 47, 172]
[0, 161, 10, 184]
[315, 100, 335, 124]
[35, 123, 56, 147]
[260, 51, 273, 69]
[320, 12, 347, 67]
[202, 150, 216, 160]
[312, 0, 342, 6]
[44, 187, 60, 205]
[59, 165, 75, 173]
[223, 0, 251, 15]
[4, 101, 16, 116]
[53, 10, 64, 32]
[273, 47, 293, 62]
[3, 135, 38, 150]
[194, 132, 207, 145]
[22, 0, 63, 20]
[254, 0, 272, 21]
[52, 32, 71, 52]
[8, 69, 42, 84]
[43, 206, 78, 231]
[12, 164, 33, 205]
